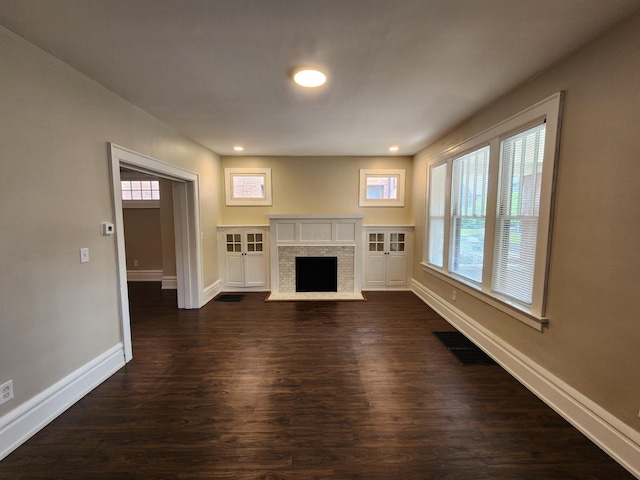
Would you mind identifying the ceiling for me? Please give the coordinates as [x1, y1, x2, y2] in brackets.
[1, 1, 639, 157]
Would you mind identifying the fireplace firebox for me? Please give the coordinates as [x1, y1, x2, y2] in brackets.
[295, 257, 338, 292]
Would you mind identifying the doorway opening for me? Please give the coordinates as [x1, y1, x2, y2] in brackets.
[109, 144, 203, 363]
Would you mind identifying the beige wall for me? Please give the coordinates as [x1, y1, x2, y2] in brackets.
[412, 13, 640, 432]
[123, 208, 163, 271]
[220, 156, 413, 226]
[0, 27, 221, 416]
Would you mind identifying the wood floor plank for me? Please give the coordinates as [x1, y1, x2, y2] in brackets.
[0, 283, 633, 479]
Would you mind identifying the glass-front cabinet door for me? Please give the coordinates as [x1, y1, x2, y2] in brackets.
[364, 229, 410, 289]
[223, 229, 268, 288]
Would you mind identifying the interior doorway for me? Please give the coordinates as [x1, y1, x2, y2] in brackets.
[109, 144, 203, 363]
[120, 169, 175, 287]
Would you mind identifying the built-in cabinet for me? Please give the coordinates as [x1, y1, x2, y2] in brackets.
[363, 227, 413, 289]
[219, 227, 269, 290]
[218, 223, 412, 292]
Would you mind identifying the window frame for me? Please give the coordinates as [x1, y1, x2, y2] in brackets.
[359, 169, 405, 207]
[423, 92, 563, 329]
[224, 168, 272, 206]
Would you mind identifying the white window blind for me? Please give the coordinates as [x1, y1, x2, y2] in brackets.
[428, 163, 447, 267]
[450, 146, 490, 283]
[492, 123, 546, 305]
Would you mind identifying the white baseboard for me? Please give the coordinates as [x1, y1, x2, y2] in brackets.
[202, 280, 222, 306]
[411, 279, 640, 478]
[161, 275, 177, 290]
[0, 344, 125, 461]
[127, 269, 163, 281]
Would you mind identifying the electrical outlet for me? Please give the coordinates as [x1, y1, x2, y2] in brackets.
[80, 247, 90, 263]
[133, 260, 139, 267]
[0, 380, 13, 405]
[452, 290, 457, 302]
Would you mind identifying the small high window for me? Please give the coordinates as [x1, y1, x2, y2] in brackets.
[225, 168, 272, 206]
[359, 169, 405, 207]
[121, 180, 160, 201]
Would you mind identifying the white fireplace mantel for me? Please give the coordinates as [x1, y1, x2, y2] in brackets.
[266, 215, 364, 297]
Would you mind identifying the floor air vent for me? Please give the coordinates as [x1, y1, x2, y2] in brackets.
[433, 331, 498, 366]
[215, 294, 245, 302]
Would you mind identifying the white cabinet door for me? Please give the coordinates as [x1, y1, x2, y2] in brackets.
[224, 233, 245, 287]
[364, 230, 409, 289]
[223, 230, 267, 288]
[365, 233, 387, 287]
[243, 231, 267, 287]
[386, 232, 407, 286]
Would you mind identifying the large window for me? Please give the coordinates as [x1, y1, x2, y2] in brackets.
[424, 93, 562, 324]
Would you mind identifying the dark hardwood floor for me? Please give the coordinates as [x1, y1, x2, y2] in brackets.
[0, 283, 633, 479]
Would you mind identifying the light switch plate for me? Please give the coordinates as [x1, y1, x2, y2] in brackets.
[80, 247, 89, 263]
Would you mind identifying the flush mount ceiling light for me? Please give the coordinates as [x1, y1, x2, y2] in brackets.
[233, 146, 244, 152]
[389, 146, 399, 152]
[292, 67, 327, 88]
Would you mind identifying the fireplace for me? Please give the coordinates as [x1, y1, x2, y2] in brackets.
[296, 257, 338, 292]
[266, 214, 365, 300]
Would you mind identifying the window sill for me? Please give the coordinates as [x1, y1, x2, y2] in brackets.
[420, 262, 549, 332]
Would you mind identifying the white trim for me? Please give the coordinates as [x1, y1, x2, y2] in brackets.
[202, 279, 223, 305]
[127, 269, 163, 281]
[0, 344, 125, 461]
[420, 262, 547, 331]
[411, 279, 640, 478]
[109, 143, 205, 361]
[161, 275, 177, 289]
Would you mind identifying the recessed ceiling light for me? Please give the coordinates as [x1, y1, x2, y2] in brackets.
[389, 146, 399, 152]
[233, 146, 244, 152]
[292, 68, 327, 88]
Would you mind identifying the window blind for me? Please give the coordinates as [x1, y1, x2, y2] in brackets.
[492, 124, 546, 304]
[428, 163, 447, 267]
[450, 146, 489, 283]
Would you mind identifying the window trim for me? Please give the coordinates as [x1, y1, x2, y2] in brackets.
[422, 92, 563, 327]
[359, 169, 406, 207]
[224, 168, 272, 206]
